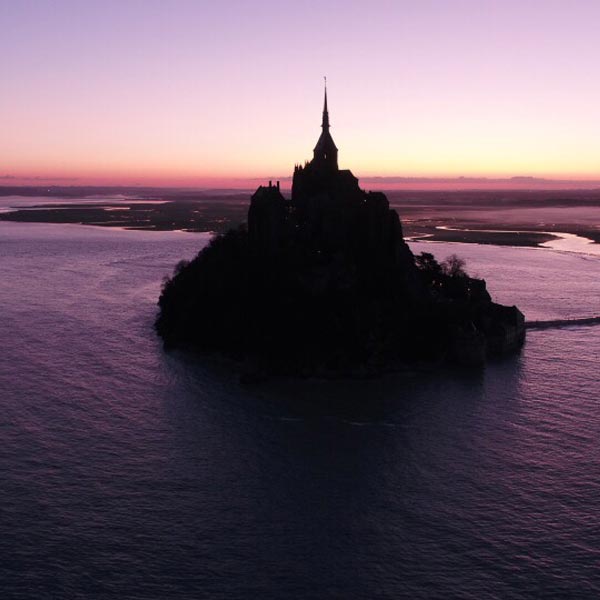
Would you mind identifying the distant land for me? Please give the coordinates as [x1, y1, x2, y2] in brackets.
[240, 176, 600, 191]
[2, 175, 600, 190]
[2, 184, 600, 247]
[358, 176, 600, 191]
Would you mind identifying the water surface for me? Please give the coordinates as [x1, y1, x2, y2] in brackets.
[2, 223, 600, 599]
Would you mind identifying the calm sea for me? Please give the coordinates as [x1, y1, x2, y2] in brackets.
[2, 222, 600, 599]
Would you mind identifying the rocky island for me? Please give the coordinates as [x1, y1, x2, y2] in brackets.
[156, 88, 525, 377]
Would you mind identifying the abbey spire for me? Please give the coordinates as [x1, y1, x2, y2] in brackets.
[322, 78, 330, 131]
[313, 78, 338, 171]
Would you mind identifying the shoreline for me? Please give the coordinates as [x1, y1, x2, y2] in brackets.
[4, 211, 598, 252]
[2, 193, 600, 251]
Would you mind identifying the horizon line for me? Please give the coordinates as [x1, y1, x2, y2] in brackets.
[3, 174, 600, 192]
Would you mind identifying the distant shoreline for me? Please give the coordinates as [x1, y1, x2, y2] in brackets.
[2, 187, 600, 249]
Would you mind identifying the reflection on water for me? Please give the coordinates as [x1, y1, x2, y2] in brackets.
[540, 231, 600, 255]
[0, 195, 168, 214]
[437, 225, 600, 256]
[2, 222, 600, 598]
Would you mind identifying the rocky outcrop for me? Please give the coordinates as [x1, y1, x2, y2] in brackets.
[156, 91, 525, 377]
[155, 184, 526, 375]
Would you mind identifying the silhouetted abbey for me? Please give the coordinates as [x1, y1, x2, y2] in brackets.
[157, 86, 525, 377]
[249, 85, 409, 267]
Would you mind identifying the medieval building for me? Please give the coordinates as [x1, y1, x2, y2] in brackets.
[249, 83, 409, 265]
[158, 84, 526, 372]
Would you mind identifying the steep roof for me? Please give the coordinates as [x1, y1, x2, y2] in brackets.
[312, 82, 338, 168]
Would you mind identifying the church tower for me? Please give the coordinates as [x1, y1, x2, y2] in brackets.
[312, 80, 338, 171]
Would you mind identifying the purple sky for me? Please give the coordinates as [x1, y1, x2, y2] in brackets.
[2, 0, 599, 186]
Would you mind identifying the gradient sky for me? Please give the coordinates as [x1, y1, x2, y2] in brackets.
[2, 0, 600, 186]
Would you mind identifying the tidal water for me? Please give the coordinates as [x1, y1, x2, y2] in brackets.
[2, 222, 600, 599]
[0, 195, 163, 213]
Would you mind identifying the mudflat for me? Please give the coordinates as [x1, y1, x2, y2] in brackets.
[2, 186, 600, 247]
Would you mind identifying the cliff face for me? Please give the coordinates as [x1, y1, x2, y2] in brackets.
[156, 161, 525, 376]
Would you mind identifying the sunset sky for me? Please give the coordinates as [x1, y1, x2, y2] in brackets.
[2, 0, 600, 187]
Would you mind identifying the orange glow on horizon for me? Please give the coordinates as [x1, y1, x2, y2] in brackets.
[3, 2, 600, 192]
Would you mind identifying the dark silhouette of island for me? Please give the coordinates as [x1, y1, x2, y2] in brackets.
[155, 86, 525, 378]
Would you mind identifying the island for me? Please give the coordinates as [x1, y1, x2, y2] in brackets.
[156, 88, 525, 378]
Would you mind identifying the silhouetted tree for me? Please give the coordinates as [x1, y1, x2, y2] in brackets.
[441, 254, 467, 278]
[415, 252, 442, 275]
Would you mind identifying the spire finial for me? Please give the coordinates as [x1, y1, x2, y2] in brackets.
[322, 77, 330, 130]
